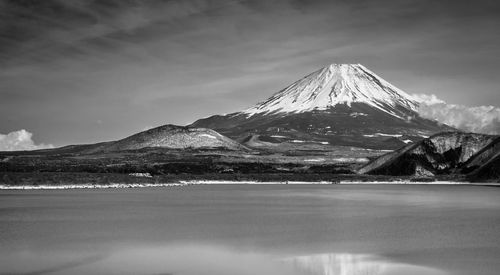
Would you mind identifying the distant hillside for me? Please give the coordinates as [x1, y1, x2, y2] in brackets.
[6, 125, 249, 155]
[98, 125, 248, 152]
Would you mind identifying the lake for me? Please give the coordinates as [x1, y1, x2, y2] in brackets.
[1, 184, 499, 275]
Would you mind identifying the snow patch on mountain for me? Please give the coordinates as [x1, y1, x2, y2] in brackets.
[243, 64, 419, 119]
[199, 134, 217, 139]
[363, 133, 403, 138]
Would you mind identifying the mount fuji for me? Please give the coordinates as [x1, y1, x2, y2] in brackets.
[191, 64, 454, 150]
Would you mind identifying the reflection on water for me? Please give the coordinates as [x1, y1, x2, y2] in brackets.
[0, 245, 446, 275]
[286, 254, 382, 275]
[285, 253, 447, 275]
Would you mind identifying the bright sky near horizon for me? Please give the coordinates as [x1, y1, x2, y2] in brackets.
[1, 0, 500, 148]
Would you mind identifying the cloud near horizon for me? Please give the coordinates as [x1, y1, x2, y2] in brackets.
[413, 94, 500, 135]
[0, 130, 54, 151]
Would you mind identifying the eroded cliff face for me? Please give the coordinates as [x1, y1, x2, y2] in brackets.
[358, 132, 498, 177]
[423, 133, 495, 164]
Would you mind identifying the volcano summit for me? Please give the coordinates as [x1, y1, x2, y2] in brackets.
[191, 64, 454, 150]
[244, 64, 418, 117]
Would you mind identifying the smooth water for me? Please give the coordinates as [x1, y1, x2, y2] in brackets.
[1, 184, 499, 275]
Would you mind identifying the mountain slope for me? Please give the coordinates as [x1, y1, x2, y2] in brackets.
[100, 125, 247, 152]
[191, 64, 454, 149]
[358, 132, 498, 177]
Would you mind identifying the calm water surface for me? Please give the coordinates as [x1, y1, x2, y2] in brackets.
[1, 184, 499, 275]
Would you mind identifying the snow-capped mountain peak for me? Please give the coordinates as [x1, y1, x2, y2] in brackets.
[190, 63, 453, 150]
[243, 64, 419, 119]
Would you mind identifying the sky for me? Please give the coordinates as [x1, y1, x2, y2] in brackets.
[1, 0, 500, 148]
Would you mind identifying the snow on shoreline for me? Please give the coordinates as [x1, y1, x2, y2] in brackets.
[180, 180, 472, 185]
[0, 180, 481, 190]
[0, 183, 184, 190]
[338, 181, 470, 185]
[179, 180, 336, 185]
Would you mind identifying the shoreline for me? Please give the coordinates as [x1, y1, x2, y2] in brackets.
[1, 180, 495, 190]
[182, 180, 488, 185]
[0, 183, 184, 190]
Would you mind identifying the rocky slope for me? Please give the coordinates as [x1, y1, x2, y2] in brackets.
[461, 137, 500, 172]
[463, 137, 500, 181]
[467, 154, 500, 182]
[358, 132, 499, 179]
[191, 64, 454, 150]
